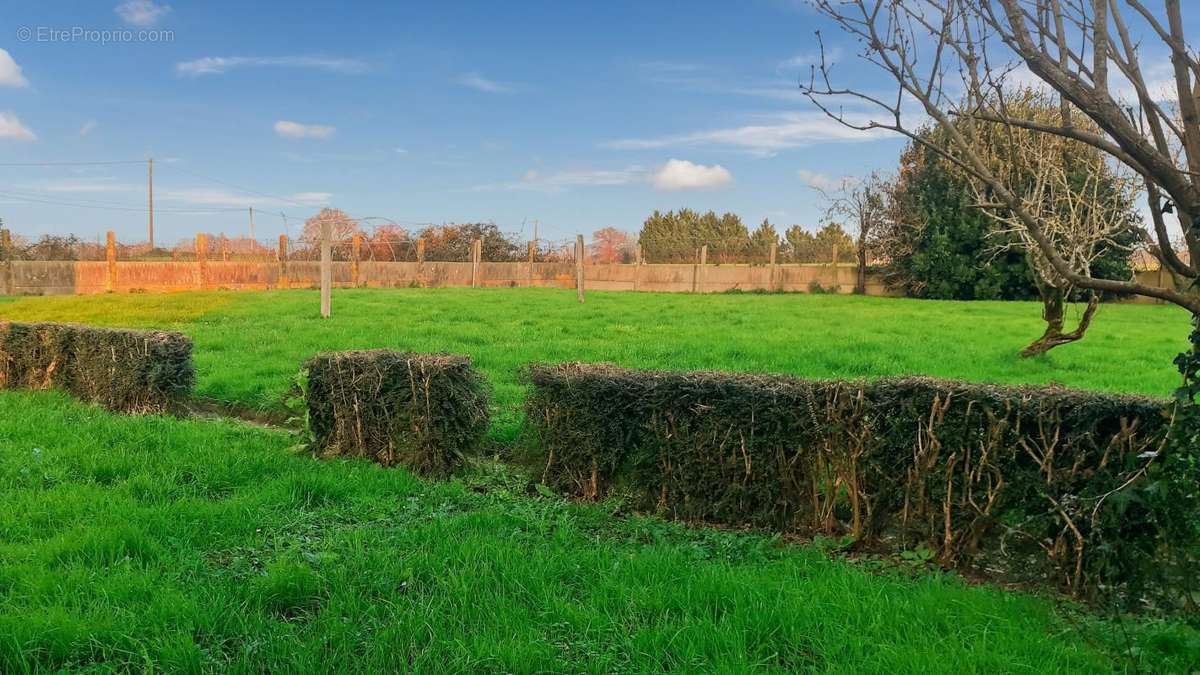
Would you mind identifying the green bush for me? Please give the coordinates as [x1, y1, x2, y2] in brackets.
[305, 350, 489, 476]
[0, 321, 194, 413]
[523, 363, 1193, 607]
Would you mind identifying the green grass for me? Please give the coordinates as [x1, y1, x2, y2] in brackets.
[2, 390, 1197, 673]
[0, 288, 1191, 435]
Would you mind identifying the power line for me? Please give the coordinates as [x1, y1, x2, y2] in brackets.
[0, 189, 245, 214]
[0, 160, 147, 167]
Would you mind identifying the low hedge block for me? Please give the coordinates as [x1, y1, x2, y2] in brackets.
[0, 321, 194, 413]
[306, 350, 490, 475]
[522, 363, 1182, 602]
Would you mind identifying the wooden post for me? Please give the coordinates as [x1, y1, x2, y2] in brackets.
[278, 235, 289, 289]
[470, 238, 481, 288]
[320, 220, 332, 317]
[105, 231, 117, 293]
[416, 237, 426, 288]
[527, 240, 535, 288]
[147, 158, 155, 249]
[698, 244, 708, 294]
[768, 242, 778, 291]
[633, 243, 643, 292]
[575, 234, 585, 303]
[195, 234, 208, 290]
[351, 232, 362, 287]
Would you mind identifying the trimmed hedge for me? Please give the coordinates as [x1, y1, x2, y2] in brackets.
[0, 320, 194, 413]
[306, 350, 489, 475]
[523, 363, 1190, 603]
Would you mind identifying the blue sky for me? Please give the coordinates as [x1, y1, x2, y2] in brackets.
[0, 1, 1187, 246]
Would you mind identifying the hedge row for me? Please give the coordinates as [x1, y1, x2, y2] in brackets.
[0, 321, 194, 413]
[522, 363, 1187, 602]
[305, 350, 490, 476]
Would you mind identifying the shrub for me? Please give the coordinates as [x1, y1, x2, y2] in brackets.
[0, 321, 194, 413]
[305, 350, 489, 475]
[523, 363, 1191, 606]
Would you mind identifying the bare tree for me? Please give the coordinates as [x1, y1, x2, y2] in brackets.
[801, 1, 1199, 321]
[822, 171, 896, 294]
[962, 88, 1141, 355]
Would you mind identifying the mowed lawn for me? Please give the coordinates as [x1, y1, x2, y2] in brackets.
[0, 288, 1191, 434]
[2, 390, 1198, 673]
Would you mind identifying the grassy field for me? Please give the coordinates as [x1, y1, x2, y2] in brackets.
[0, 288, 1190, 435]
[1, 288, 1198, 671]
[2, 390, 1198, 672]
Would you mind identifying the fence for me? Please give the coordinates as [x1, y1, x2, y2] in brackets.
[0, 229, 885, 297]
[0, 228, 1176, 301]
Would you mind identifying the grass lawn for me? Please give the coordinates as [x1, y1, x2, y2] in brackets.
[0, 288, 1191, 436]
[2, 390, 1197, 672]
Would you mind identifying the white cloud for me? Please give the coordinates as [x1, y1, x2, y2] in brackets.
[161, 188, 331, 207]
[777, 47, 843, 73]
[289, 192, 333, 206]
[649, 159, 732, 191]
[797, 169, 855, 192]
[0, 49, 29, 87]
[455, 73, 514, 93]
[606, 112, 887, 156]
[176, 56, 367, 77]
[274, 120, 336, 139]
[471, 167, 641, 193]
[79, 120, 98, 137]
[0, 112, 36, 142]
[115, 0, 171, 26]
[394, 147, 408, 154]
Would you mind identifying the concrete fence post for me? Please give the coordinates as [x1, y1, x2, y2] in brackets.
[1, 228, 12, 296]
[106, 231, 117, 293]
[527, 240, 535, 288]
[320, 220, 332, 318]
[575, 234, 585, 303]
[633, 243, 643, 292]
[416, 237, 426, 287]
[470, 238, 482, 288]
[769, 243, 778, 291]
[278, 235, 289, 290]
[698, 244, 708, 294]
[351, 232, 362, 287]
[195, 234, 208, 290]
[831, 244, 840, 292]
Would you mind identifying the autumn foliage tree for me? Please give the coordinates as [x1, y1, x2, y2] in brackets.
[415, 222, 521, 262]
[301, 208, 359, 246]
[589, 227, 636, 263]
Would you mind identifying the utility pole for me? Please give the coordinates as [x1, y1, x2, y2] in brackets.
[248, 207, 255, 240]
[147, 158, 155, 249]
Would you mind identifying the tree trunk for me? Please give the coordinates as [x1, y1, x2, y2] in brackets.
[1020, 284, 1099, 357]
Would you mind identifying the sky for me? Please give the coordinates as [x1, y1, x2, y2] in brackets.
[0, 1, 1190, 246]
